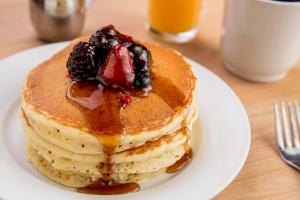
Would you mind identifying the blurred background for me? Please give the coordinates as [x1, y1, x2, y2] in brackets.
[0, 0, 222, 67]
[2, 0, 300, 105]
[1, 1, 300, 198]
[1, 0, 229, 93]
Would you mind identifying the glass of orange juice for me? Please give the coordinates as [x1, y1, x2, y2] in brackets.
[147, 0, 201, 43]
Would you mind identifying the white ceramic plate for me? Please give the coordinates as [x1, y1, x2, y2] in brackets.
[0, 42, 250, 200]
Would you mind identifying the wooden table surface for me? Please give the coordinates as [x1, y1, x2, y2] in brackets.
[1, 0, 300, 199]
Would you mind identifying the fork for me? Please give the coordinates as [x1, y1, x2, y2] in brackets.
[274, 100, 300, 170]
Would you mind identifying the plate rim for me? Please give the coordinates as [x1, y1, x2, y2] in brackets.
[188, 58, 251, 198]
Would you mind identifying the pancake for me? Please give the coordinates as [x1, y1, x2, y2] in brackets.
[21, 37, 197, 154]
[20, 35, 198, 192]
[22, 114, 191, 174]
[27, 145, 167, 187]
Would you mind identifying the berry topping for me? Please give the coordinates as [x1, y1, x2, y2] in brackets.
[124, 42, 152, 89]
[89, 31, 119, 64]
[89, 25, 133, 66]
[118, 33, 133, 43]
[67, 25, 151, 91]
[98, 44, 135, 89]
[101, 25, 117, 37]
[119, 93, 132, 107]
[66, 42, 97, 81]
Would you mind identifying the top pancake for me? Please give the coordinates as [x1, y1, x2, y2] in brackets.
[22, 37, 197, 153]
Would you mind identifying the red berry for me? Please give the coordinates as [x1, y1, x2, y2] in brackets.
[98, 44, 134, 89]
[119, 93, 132, 107]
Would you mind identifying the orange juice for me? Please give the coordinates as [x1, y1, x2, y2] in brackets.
[148, 0, 201, 33]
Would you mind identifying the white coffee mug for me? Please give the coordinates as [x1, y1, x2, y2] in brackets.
[221, 0, 300, 82]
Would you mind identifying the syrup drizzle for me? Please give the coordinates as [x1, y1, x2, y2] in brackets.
[67, 81, 124, 153]
[151, 74, 186, 111]
[67, 81, 138, 194]
[78, 180, 140, 195]
[66, 74, 193, 194]
[166, 148, 193, 173]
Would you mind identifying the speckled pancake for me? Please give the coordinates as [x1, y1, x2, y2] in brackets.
[27, 146, 167, 187]
[20, 36, 198, 188]
[22, 115, 191, 174]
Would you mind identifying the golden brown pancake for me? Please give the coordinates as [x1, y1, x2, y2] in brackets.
[20, 36, 198, 191]
[22, 37, 197, 153]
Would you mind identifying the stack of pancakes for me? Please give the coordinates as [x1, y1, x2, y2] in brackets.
[20, 38, 198, 188]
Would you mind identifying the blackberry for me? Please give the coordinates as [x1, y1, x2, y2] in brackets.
[125, 42, 152, 89]
[66, 42, 97, 81]
[89, 30, 120, 65]
[89, 25, 133, 66]
[101, 25, 117, 37]
[134, 71, 151, 88]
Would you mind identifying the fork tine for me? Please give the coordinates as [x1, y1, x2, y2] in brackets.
[288, 101, 300, 148]
[294, 100, 300, 147]
[274, 100, 284, 149]
[281, 101, 292, 148]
